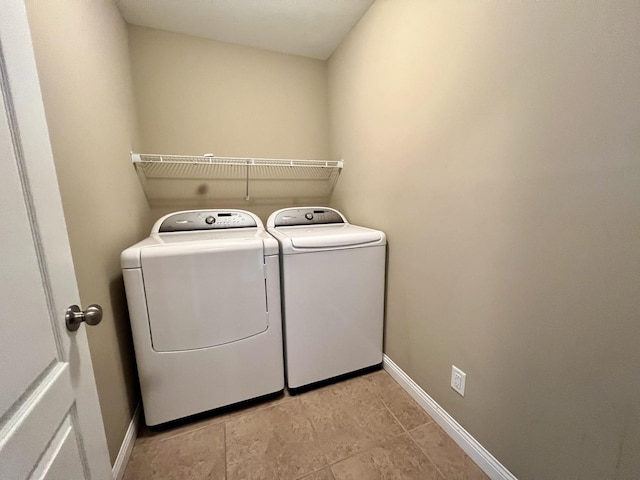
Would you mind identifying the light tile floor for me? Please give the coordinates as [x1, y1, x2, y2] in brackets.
[123, 370, 489, 480]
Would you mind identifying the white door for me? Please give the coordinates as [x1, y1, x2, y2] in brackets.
[0, 2, 112, 479]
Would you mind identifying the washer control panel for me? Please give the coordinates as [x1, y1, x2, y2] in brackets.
[158, 211, 258, 232]
[273, 208, 344, 227]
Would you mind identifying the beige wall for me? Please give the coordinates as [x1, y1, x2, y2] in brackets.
[128, 25, 331, 223]
[128, 24, 329, 159]
[328, 1, 640, 479]
[26, 1, 152, 464]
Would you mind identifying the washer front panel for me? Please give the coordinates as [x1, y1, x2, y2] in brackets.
[281, 245, 385, 388]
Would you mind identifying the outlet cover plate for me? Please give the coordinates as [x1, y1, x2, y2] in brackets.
[451, 365, 466, 397]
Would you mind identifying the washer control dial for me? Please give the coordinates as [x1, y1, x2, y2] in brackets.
[305, 212, 314, 220]
[205, 216, 216, 225]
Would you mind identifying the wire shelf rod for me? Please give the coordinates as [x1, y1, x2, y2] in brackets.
[132, 153, 343, 169]
[131, 152, 343, 207]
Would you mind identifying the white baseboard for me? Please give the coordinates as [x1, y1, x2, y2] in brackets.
[112, 404, 141, 480]
[382, 355, 517, 480]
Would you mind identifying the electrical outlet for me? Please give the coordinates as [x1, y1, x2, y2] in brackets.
[451, 365, 466, 397]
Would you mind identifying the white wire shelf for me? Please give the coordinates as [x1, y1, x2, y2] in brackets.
[131, 153, 343, 207]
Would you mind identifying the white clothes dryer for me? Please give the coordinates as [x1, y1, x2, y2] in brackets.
[122, 210, 284, 426]
[267, 207, 386, 391]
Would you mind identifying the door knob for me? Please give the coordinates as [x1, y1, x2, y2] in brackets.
[65, 304, 103, 331]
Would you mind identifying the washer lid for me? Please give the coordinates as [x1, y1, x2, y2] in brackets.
[272, 224, 385, 253]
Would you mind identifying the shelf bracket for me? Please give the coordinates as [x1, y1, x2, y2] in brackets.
[245, 160, 250, 201]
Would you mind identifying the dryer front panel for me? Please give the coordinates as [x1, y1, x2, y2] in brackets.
[140, 240, 268, 352]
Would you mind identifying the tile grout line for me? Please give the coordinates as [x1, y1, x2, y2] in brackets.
[225, 397, 304, 479]
[295, 395, 334, 480]
[377, 391, 410, 434]
[138, 393, 298, 446]
[406, 425, 448, 480]
[223, 421, 228, 480]
[294, 379, 402, 478]
[328, 466, 336, 480]
[357, 376, 409, 436]
[366, 374, 435, 437]
[380, 396, 445, 479]
[370, 371, 489, 480]
[298, 375, 433, 478]
[135, 376, 455, 480]
[370, 374, 445, 480]
[308, 404, 441, 480]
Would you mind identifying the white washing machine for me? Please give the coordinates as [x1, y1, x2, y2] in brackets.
[267, 207, 386, 390]
[121, 210, 284, 426]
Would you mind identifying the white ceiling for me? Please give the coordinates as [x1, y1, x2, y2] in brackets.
[116, 0, 375, 60]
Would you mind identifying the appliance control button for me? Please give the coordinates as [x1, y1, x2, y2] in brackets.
[205, 216, 216, 224]
[305, 213, 314, 220]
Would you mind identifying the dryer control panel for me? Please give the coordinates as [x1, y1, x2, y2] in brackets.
[272, 208, 345, 227]
[157, 210, 258, 232]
